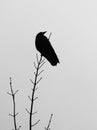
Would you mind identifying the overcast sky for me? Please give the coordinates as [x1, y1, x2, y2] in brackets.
[0, 0, 97, 130]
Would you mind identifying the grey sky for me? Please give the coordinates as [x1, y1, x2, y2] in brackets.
[0, 0, 97, 130]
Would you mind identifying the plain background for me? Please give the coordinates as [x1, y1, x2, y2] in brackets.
[0, 0, 97, 130]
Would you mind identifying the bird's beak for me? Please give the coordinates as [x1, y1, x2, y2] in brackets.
[43, 31, 47, 34]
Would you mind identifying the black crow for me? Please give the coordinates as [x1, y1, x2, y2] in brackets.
[35, 31, 59, 66]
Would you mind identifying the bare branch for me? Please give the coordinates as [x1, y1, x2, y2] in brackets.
[39, 61, 46, 69]
[36, 77, 42, 85]
[33, 97, 38, 101]
[14, 90, 19, 95]
[35, 87, 39, 91]
[17, 126, 21, 130]
[29, 55, 43, 130]
[28, 96, 32, 101]
[49, 32, 52, 40]
[25, 108, 30, 114]
[40, 58, 45, 64]
[9, 114, 14, 117]
[38, 70, 44, 76]
[31, 87, 38, 92]
[30, 79, 34, 85]
[7, 92, 12, 96]
[15, 112, 19, 117]
[32, 111, 37, 115]
[34, 72, 36, 76]
[31, 119, 40, 127]
[8, 77, 21, 130]
[45, 114, 53, 130]
[36, 53, 39, 63]
[33, 62, 37, 69]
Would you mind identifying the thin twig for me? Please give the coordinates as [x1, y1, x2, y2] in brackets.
[38, 70, 44, 76]
[17, 126, 21, 130]
[48, 33, 52, 40]
[32, 111, 37, 115]
[36, 53, 39, 63]
[40, 58, 45, 64]
[25, 108, 30, 114]
[30, 79, 34, 85]
[39, 61, 46, 69]
[28, 96, 32, 101]
[31, 119, 40, 127]
[8, 77, 21, 130]
[33, 97, 38, 101]
[33, 62, 37, 69]
[45, 114, 53, 130]
[36, 77, 42, 85]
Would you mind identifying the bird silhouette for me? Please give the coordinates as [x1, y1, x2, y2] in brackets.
[35, 31, 59, 66]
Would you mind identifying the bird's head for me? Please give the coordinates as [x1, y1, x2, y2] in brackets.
[42, 31, 47, 34]
[37, 31, 47, 36]
[36, 31, 47, 40]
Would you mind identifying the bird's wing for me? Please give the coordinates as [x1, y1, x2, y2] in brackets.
[40, 36, 59, 65]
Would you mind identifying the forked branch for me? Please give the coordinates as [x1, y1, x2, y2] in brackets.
[27, 54, 45, 130]
[7, 77, 21, 130]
